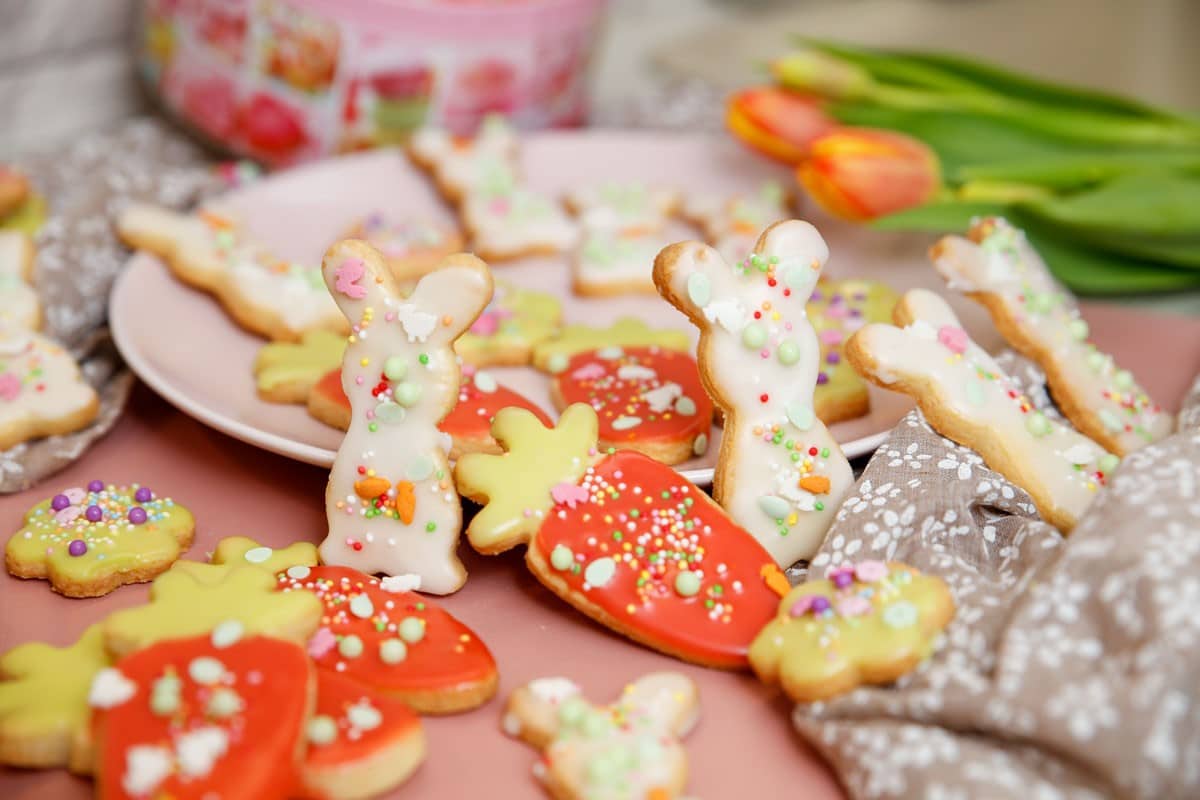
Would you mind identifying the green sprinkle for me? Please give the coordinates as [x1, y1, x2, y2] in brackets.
[418, 353, 430, 365]
[815, 501, 825, 511]
[425, 522, 436, 532]
[368, 423, 378, 432]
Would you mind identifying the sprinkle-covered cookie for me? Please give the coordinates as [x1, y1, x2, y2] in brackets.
[343, 211, 463, 284]
[456, 404, 789, 668]
[301, 671, 426, 799]
[0, 324, 99, 450]
[277, 564, 498, 713]
[681, 181, 792, 265]
[91, 631, 312, 800]
[572, 228, 667, 297]
[5, 480, 195, 598]
[550, 345, 711, 465]
[809, 277, 897, 424]
[503, 672, 700, 800]
[117, 205, 346, 342]
[459, 164, 578, 262]
[749, 561, 954, 702]
[932, 217, 1172, 455]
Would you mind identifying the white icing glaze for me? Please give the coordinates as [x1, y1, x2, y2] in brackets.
[850, 288, 1117, 530]
[0, 323, 96, 435]
[527, 676, 581, 705]
[932, 218, 1172, 455]
[88, 667, 136, 708]
[122, 745, 173, 796]
[461, 183, 577, 258]
[0, 232, 40, 330]
[574, 229, 663, 293]
[512, 672, 699, 800]
[566, 182, 677, 232]
[656, 221, 854, 567]
[409, 116, 519, 198]
[175, 726, 229, 778]
[320, 240, 492, 595]
[379, 573, 422, 593]
[117, 204, 344, 339]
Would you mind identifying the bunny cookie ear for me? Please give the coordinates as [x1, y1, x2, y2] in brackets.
[322, 239, 402, 323]
[403, 254, 494, 345]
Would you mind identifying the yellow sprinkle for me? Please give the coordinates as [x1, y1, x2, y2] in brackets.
[360, 358, 369, 367]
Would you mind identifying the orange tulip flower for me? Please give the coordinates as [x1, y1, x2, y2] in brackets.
[726, 87, 839, 165]
[797, 127, 942, 221]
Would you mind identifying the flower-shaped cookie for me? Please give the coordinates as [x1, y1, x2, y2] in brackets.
[749, 560, 954, 702]
[5, 480, 195, 597]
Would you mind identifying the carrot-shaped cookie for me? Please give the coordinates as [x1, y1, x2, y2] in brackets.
[277, 564, 498, 713]
[455, 403, 788, 669]
[654, 220, 854, 567]
[846, 289, 1118, 531]
[91, 631, 313, 800]
[320, 239, 492, 595]
[503, 672, 700, 800]
[749, 561, 953, 702]
[931, 217, 1172, 455]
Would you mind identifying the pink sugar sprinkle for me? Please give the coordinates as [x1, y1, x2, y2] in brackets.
[356, 376, 365, 385]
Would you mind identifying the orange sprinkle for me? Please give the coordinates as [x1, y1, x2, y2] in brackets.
[799, 475, 831, 494]
[761, 563, 791, 597]
[394, 481, 416, 524]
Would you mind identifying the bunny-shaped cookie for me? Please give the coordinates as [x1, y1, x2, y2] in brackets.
[321, 239, 493, 594]
[118, 204, 345, 341]
[931, 217, 1171, 456]
[654, 220, 853, 568]
[502, 673, 700, 800]
[0, 323, 98, 449]
[845, 288, 1118, 532]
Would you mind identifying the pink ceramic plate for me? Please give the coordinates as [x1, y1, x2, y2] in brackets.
[110, 132, 939, 477]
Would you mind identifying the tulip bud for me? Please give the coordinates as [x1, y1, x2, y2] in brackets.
[772, 51, 875, 100]
[797, 127, 942, 221]
[726, 87, 839, 164]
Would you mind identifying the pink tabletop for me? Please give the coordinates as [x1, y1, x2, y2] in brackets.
[1, 301, 1198, 799]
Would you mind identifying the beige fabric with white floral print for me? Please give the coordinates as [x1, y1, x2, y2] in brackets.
[793, 353, 1196, 799]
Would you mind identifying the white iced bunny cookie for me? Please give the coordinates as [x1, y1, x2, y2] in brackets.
[931, 217, 1172, 456]
[503, 673, 700, 800]
[654, 221, 853, 567]
[681, 181, 791, 266]
[117, 204, 345, 342]
[459, 163, 577, 262]
[0, 324, 98, 450]
[0, 232, 40, 330]
[321, 239, 492, 595]
[565, 182, 678, 232]
[846, 288, 1119, 532]
[407, 115, 520, 203]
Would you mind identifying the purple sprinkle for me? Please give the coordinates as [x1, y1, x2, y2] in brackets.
[850, 309, 862, 317]
[830, 294, 843, 304]
[134, 487, 153, 503]
[51, 494, 70, 511]
[68, 540, 87, 557]
[85, 505, 103, 522]
[826, 352, 841, 365]
[811, 596, 831, 613]
[810, 290, 823, 302]
[87, 480, 104, 493]
[817, 372, 829, 385]
[833, 572, 854, 589]
[853, 292, 867, 301]
[128, 507, 148, 525]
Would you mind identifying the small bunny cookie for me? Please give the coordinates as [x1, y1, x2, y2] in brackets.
[459, 163, 577, 261]
[407, 115, 520, 203]
[846, 288, 1118, 532]
[654, 221, 854, 568]
[564, 182, 678, 231]
[931, 217, 1172, 456]
[343, 211, 463, 284]
[681, 181, 792, 265]
[0, 231, 40, 329]
[0, 323, 99, 450]
[117, 204, 345, 342]
[503, 673, 700, 800]
[321, 239, 492, 595]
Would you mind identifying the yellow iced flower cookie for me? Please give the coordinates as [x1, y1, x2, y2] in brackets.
[253, 329, 346, 404]
[5, 480, 195, 598]
[749, 560, 954, 703]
